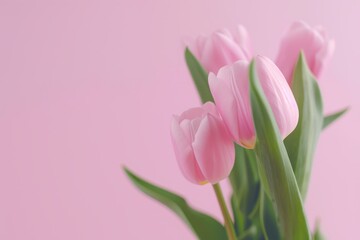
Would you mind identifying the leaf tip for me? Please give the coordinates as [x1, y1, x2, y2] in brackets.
[297, 51, 308, 66]
[123, 166, 135, 179]
[184, 47, 193, 60]
[323, 106, 349, 129]
[341, 106, 350, 114]
[248, 59, 257, 87]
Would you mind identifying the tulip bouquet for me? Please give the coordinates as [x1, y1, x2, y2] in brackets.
[124, 21, 347, 240]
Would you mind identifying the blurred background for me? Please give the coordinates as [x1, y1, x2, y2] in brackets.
[0, 0, 358, 239]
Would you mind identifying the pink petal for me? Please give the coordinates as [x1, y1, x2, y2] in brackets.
[170, 117, 206, 184]
[255, 56, 299, 138]
[313, 39, 335, 78]
[275, 21, 334, 84]
[178, 105, 207, 122]
[233, 25, 252, 60]
[209, 72, 240, 141]
[212, 62, 256, 148]
[192, 114, 235, 184]
[202, 101, 221, 116]
[200, 32, 248, 74]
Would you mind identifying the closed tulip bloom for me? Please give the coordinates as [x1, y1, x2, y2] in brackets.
[276, 21, 335, 84]
[170, 102, 235, 185]
[209, 56, 299, 149]
[190, 25, 252, 74]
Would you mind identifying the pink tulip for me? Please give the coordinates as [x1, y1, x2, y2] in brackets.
[209, 56, 299, 149]
[170, 102, 235, 185]
[276, 21, 335, 84]
[190, 25, 252, 74]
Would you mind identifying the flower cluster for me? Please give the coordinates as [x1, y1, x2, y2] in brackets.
[125, 20, 345, 240]
[171, 21, 334, 185]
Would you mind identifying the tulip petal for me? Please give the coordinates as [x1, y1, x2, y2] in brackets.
[217, 26, 252, 60]
[211, 62, 256, 148]
[200, 32, 248, 74]
[179, 119, 202, 145]
[202, 101, 221, 116]
[187, 35, 207, 61]
[192, 113, 235, 184]
[189, 25, 253, 74]
[178, 107, 206, 122]
[214, 32, 249, 64]
[276, 21, 334, 83]
[234, 25, 252, 60]
[209, 72, 240, 141]
[255, 56, 299, 138]
[313, 39, 335, 78]
[170, 117, 207, 184]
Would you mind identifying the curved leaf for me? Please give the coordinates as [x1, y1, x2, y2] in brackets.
[284, 52, 323, 198]
[229, 145, 260, 236]
[124, 167, 227, 240]
[259, 190, 281, 240]
[249, 60, 311, 240]
[184, 48, 214, 103]
[323, 108, 348, 130]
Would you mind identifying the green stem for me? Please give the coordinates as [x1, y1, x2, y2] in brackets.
[213, 183, 237, 240]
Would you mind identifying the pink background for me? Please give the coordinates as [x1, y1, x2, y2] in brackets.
[0, 0, 358, 239]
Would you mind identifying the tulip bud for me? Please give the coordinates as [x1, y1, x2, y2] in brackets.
[276, 21, 335, 84]
[170, 102, 235, 185]
[209, 56, 299, 149]
[189, 25, 252, 74]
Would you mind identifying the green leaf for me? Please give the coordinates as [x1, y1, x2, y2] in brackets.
[313, 221, 326, 240]
[231, 194, 246, 236]
[284, 52, 324, 199]
[184, 48, 214, 103]
[124, 167, 227, 240]
[229, 145, 259, 213]
[238, 225, 258, 240]
[249, 60, 311, 240]
[229, 145, 260, 235]
[323, 108, 348, 129]
[259, 190, 281, 240]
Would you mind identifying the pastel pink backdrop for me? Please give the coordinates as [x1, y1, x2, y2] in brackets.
[0, 0, 358, 239]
